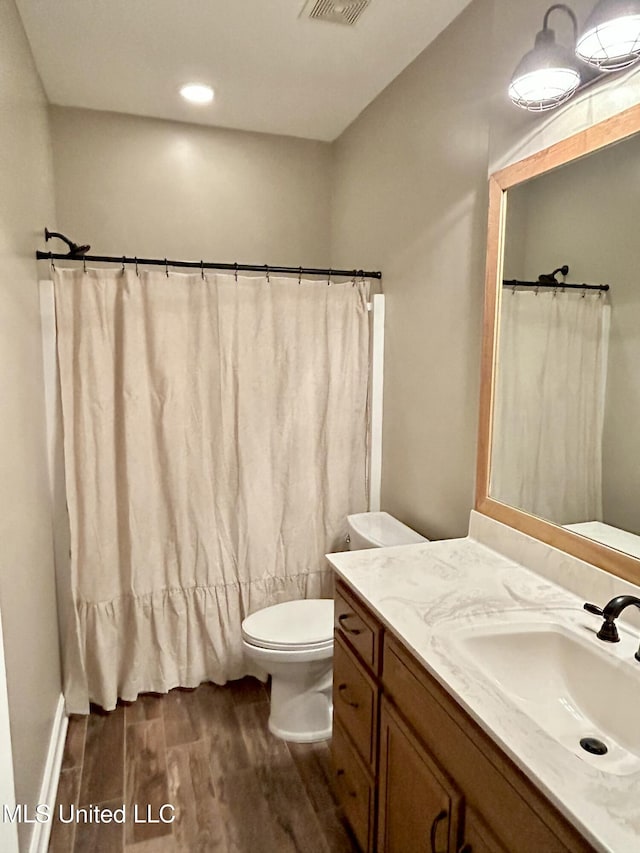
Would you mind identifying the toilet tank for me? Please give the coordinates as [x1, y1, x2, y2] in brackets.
[347, 511, 428, 549]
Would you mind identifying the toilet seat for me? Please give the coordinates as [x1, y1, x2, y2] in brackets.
[242, 599, 333, 651]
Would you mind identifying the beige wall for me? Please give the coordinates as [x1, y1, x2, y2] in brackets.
[331, 0, 493, 539]
[0, 0, 62, 847]
[49, 107, 332, 265]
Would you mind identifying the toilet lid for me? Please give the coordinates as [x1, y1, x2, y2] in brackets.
[242, 599, 334, 650]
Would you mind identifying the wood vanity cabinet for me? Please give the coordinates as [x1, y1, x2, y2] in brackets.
[332, 579, 595, 853]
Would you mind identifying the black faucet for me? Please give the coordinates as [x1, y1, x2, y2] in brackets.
[584, 596, 640, 660]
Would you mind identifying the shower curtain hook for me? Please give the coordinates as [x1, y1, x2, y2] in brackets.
[165, 258, 169, 278]
[582, 285, 587, 298]
[265, 264, 270, 283]
[351, 269, 357, 286]
[534, 284, 539, 295]
[200, 260, 205, 281]
[50, 255, 55, 272]
[298, 266, 302, 285]
[83, 256, 87, 274]
[121, 256, 126, 275]
[234, 262, 238, 283]
[135, 256, 139, 277]
[327, 269, 332, 286]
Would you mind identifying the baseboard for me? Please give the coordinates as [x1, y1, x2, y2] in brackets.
[29, 694, 67, 853]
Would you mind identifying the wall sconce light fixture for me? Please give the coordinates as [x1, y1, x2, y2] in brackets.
[576, 0, 640, 70]
[509, 4, 581, 111]
[510, 1, 640, 111]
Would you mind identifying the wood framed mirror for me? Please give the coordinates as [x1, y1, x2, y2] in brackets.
[476, 101, 640, 586]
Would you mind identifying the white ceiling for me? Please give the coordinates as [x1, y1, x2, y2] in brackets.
[16, 0, 471, 141]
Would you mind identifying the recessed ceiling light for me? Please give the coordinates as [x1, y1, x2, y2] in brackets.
[180, 83, 214, 105]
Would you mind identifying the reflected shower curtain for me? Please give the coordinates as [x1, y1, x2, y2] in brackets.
[54, 268, 370, 712]
[491, 289, 610, 525]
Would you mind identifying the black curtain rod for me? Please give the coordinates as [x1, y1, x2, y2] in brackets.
[36, 251, 382, 280]
[502, 279, 609, 292]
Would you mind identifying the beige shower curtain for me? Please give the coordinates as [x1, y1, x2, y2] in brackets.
[54, 268, 370, 712]
[490, 289, 610, 525]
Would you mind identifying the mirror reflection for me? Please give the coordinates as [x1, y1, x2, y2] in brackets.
[490, 132, 640, 558]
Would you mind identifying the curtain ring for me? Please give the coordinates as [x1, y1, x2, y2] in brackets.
[200, 260, 205, 281]
[135, 256, 139, 277]
[234, 262, 238, 283]
[121, 256, 126, 275]
[351, 269, 357, 287]
[298, 266, 302, 285]
[165, 258, 169, 278]
[265, 264, 270, 283]
[582, 286, 587, 298]
[50, 255, 55, 272]
[327, 268, 332, 286]
[83, 256, 87, 274]
[534, 284, 539, 295]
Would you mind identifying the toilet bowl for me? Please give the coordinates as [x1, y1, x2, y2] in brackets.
[242, 599, 334, 742]
[241, 512, 428, 743]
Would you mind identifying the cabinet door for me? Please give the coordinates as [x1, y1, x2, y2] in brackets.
[378, 697, 461, 853]
[459, 808, 506, 853]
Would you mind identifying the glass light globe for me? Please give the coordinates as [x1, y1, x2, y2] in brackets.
[509, 67, 581, 110]
[576, 13, 640, 70]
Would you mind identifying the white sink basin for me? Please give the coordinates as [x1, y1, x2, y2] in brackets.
[444, 617, 640, 775]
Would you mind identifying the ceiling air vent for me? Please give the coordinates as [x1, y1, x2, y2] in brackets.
[303, 0, 371, 26]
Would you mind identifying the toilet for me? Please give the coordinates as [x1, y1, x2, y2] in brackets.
[241, 511, 428, 742]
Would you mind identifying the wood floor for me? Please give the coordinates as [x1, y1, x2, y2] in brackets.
[48, 678, 358, 853]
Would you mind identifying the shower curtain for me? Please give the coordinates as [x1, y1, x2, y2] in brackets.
[53, 268, 370, 712]
[490, 289, 610, 525]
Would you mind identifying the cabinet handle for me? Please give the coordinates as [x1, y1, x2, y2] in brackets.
[338, 613, 363, 634]
[430, 809, 448, 853]
[338, 683, 360, 708]
[336, 768, 357, 798]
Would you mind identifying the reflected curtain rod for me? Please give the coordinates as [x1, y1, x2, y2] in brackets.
[35, 251, 382, 281]
[502, 279, 609, 292]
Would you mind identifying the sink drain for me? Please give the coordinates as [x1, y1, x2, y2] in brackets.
[580, 737, 608, 755]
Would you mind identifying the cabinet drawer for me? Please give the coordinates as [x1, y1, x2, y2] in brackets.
[383, 636, 593, 853]
[335, 581, 382, 673]
[333, 633, 378, 767]
[332, 718, 374, 852]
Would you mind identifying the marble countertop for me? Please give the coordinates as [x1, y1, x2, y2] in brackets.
[326, 536, 640, 853]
